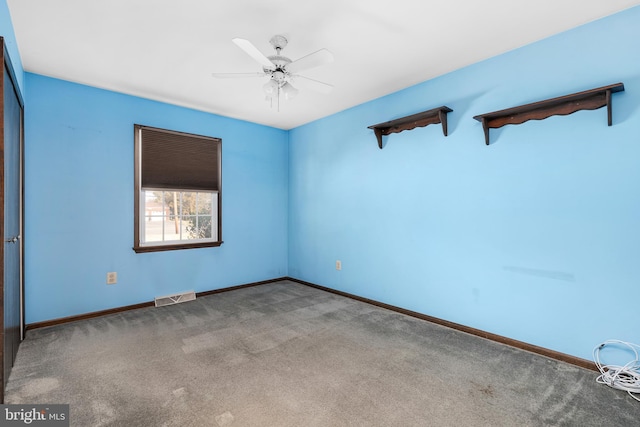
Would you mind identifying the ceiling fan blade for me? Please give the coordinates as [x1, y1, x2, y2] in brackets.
[232, 38, 275, 70]
[292, 75, 334, 94]
[287, 49, 334, 74]
[212, 72, 265, 79]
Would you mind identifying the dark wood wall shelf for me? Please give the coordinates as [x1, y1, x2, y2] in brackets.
[368, 106, 453, 149]
[472, 83, 624, 145]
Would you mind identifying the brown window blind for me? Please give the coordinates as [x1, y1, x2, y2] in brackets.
[137, 125, 221, 191]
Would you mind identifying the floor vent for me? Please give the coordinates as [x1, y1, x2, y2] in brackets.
[154, 291, 196, 307]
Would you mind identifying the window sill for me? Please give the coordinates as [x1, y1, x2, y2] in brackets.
[133, 241, 223, 253]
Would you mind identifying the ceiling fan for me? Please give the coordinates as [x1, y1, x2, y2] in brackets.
[212, 35, 334, 109]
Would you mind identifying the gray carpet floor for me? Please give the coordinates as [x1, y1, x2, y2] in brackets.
[6, 280, 639, 426]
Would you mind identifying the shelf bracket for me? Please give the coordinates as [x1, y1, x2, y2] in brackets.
[606, 88, 613, 126]
[372, 128, 384, 149]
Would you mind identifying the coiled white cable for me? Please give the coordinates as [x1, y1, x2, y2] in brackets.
[593, 340, 640, 402]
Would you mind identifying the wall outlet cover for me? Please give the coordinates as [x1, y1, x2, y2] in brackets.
[106, 272, 117, 285]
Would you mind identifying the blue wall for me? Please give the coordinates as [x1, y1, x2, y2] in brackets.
[12, 3, 640, 359]
[288, 7, 640, 360]
[24, 74, 289, 323]
[0, 0, 24, 94]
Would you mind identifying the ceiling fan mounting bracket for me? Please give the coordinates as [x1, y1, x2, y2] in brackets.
[269, 35, 288, 53]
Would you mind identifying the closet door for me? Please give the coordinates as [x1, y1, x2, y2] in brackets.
[0, 38, 24, 403]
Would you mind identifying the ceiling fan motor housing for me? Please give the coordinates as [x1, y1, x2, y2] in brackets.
[265, 54, 292, 84]
[265, 35, 292, 85]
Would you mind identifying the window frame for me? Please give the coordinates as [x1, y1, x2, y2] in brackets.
[133, 125, 222, 253]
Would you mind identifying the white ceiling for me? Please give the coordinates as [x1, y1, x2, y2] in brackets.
[7, 0, 640, 130]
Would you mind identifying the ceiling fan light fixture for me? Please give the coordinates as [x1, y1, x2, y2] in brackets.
[281, 82, 298, 100]
[263, 79, 279, 95]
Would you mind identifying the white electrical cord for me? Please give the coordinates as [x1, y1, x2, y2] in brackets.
[593, 340, 640, 402]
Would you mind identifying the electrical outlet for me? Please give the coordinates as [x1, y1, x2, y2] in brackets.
[336, 260, 342, 271]
[106, 272, 117, 285]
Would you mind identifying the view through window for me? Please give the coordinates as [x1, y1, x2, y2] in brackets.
[142, 190, 217, 243]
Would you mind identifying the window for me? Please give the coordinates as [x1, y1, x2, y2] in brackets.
[134, 125, 222, 252]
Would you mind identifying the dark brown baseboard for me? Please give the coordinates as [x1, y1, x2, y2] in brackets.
[286, 277, 597, 372]
[25, 277, 288, 332]
[25, 275, 596, 372]
[25, 301, 155, 332]
[196, 277, 286, 298]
